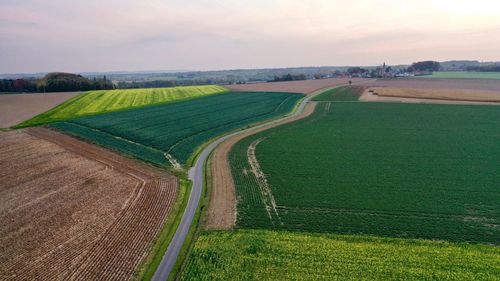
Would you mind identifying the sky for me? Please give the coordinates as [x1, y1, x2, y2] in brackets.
[1, 0, 500, 73]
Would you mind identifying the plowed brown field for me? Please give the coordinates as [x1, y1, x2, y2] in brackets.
[0, 128, 177, 281]
[227, 78, 369, 94]
[0, 92, 79, 128]
[364, 87, 500, 104]
[366, 78, 500, 92]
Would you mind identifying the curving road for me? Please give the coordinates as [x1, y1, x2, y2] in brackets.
[151, 82, 367, 280]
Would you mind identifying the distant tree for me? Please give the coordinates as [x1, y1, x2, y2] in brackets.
[466, 65, 500, 72]
[411, 61, 441, 72]
[31, 72, 114, 92]
[293, 74, 306, 80]
[347, 67, 362, 74]
[13, 79, 25, 92]
[272, 73, 306, 82]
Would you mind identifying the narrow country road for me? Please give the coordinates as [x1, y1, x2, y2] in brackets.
[151, 81, 370, 280]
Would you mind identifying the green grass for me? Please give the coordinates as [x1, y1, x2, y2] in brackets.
[50, 92, 303, 168]
[180, 230, 500, 281]
[312, 86, 365, 101]
[229, 102, 500, 244]
[18, 85, 229, 127]
[421, 71, 500, 80]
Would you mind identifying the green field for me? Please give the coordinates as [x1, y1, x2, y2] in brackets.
[312, 86, 365, 101]
[19, 85, 228, 127]
[180, 230, 499, 281]
[50, 92, 303, 168]
[421, 71, 500, 80]
[229, 102, 500, 244]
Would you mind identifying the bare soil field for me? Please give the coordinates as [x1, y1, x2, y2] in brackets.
[0, 128, 177, 281]
[227, 78, 369, 95]
[366, 87, 500, 104]
[366, 78, 500, 92]
[205, 102, 317, 230]
[360, 91, 500, 105]
[0, 92, 80, 128]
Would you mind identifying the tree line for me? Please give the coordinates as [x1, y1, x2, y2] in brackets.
[272, 73, 307, 82]
[115, 78, 229, 89]
[0, 72, 113, 93]
[466, 65, 500, 72]
[408, 61, 441, 72]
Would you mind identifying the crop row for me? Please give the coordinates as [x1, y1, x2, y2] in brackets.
[68, 179, 177, 280]
[51, 92, 303, 167]
[0, 129, 179, 280]
[229, 102, 500, 244]
[20, 85, 228, 127]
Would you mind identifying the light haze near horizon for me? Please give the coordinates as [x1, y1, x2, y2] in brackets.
[1, 0, 500, 73]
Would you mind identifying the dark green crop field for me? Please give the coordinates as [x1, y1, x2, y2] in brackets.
[312, 85, 365, 101]
[229, 102, 500, 244]
[180, 230, 500, 281]
[20, 85, 228, 127]
[51, 92, 303, 168]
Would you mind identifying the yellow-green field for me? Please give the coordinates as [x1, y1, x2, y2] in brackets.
[181, 230, 500, 281]
[18, 85, 228, 127]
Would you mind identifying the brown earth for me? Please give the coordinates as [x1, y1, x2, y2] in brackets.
[365, 87, 500, 104]
[365, 78, 500, 92]
[227, 78, 369, 94]
[0, 92, 80, 128]
[0, 128, 178, 281]
[205, 101, 317, 230]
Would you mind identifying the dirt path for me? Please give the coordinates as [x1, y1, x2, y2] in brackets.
[1, 128, 178, 281]
[205, 101, 317, 230]
[360, 89, 500, 105]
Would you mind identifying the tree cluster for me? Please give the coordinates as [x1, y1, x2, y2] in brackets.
[116, 78, 227, 89]
[466, 65, 500, 72]
[408, 61, 441, 72]
[0, 79, 38, 93]
[272, 73, 306, 82]
[0, 72, 114, 93]
[347, 67, 367, 74]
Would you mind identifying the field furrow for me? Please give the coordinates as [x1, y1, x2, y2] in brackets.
[0, 128, 178, 280]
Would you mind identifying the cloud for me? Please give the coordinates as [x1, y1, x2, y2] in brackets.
[1, 0, 500, 73]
